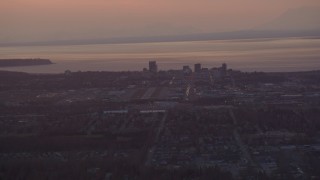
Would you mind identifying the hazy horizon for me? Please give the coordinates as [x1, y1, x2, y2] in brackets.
[1, 0, 320, 44]
[1, 37, 320, 73]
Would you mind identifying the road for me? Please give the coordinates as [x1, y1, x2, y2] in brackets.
[145, 112, 168, 166]
[184, 73, 195, 101]
[229, 108, 255, 166]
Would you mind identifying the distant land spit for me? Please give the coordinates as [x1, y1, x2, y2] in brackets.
[0, 59, 53, 67]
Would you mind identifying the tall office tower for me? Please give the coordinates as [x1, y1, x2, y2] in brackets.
[221, 63, 227, 76]
[183, 65, 190, 71]
[149, 61, 158, 73]
[183, 65, 192, 74]
[194, 63, 201, 73]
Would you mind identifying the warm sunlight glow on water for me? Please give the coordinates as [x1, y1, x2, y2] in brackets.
[1, 37, 320, 73]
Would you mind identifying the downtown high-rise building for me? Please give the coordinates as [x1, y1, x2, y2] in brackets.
[149, 61, 158, 73]
[194, 63, 201, 73]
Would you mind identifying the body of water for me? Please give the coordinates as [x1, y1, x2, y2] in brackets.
[0, 37, 320, 73]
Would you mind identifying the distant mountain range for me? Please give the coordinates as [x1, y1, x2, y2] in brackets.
[1, 7, 319, 47]
[256, 6, 320, 31]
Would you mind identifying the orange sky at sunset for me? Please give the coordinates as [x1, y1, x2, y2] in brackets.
[1, 0, 320, 43]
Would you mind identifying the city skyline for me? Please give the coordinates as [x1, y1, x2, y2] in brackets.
[2, 1, 320, 179]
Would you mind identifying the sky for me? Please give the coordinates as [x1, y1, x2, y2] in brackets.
[1, 0, 320, 43]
